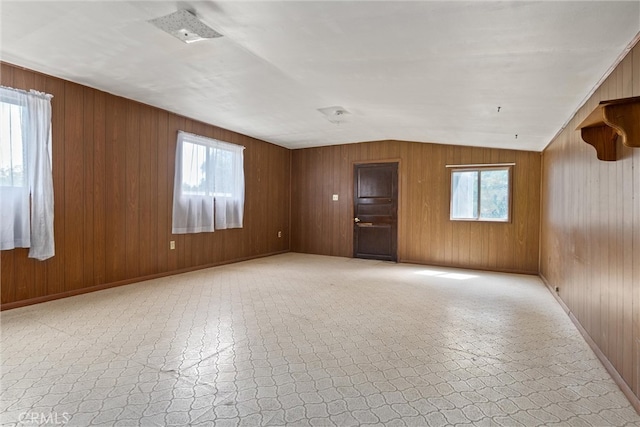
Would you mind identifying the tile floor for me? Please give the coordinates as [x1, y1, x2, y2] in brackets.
[1, 253, 639, 426]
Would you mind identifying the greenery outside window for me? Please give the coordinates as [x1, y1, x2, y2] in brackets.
[450, 166, 511, 222]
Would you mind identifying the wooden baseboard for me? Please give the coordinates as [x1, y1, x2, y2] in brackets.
[539, 273, 640, 415]
[1, 250, 289, 311]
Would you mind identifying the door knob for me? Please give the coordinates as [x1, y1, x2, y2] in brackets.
[354, 217, 360, 223]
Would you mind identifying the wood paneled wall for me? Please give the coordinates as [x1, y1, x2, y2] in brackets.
[0, 63, 291, 308]
[292, 141, 541, 274]
[540, 43, 640, 406]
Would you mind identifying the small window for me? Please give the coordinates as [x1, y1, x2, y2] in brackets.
[450, 166, 511, 222]
[172, 131, 245, 234]
[0, 99, 26, 188]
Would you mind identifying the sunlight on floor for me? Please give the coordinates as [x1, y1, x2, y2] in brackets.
[415, 269, 478, 280]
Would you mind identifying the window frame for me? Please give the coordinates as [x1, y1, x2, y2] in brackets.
[449, 165, 513, 223]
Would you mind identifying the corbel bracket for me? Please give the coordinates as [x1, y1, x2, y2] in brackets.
[577, 96, 640, 161]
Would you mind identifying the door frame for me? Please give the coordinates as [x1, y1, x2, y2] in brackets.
[351, 159, 402, 261]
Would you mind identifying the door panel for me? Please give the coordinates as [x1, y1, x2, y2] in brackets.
[357, 167, 393, 198]
[356, 225, 392, 257]
[357, 203, 395, 216]
[353, 163, 398, 261]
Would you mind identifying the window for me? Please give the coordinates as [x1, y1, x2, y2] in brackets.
[0, 86, 55, 260]
[0, 101, 26, 187]
[172, 131, 244, 234]
[450, 166, 511, 222]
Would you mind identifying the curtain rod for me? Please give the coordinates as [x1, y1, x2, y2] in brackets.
[0, 85, 53, 100]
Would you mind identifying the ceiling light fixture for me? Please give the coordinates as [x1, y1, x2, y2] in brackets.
[149, 10, 223, 44]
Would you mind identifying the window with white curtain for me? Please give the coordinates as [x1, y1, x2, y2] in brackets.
[450, 166, 511, 222]
[0, 86, 55, 259]
[172, 131, 245, 234]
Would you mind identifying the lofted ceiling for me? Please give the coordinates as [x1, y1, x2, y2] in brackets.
[1, 1, 639, 151]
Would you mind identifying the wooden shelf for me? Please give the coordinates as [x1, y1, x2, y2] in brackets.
[576, 96, 640, 161]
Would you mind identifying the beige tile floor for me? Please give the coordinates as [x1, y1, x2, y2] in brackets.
[1, 253, 639, 426]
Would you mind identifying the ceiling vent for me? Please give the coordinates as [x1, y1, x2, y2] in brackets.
[149, 10, 223, 44]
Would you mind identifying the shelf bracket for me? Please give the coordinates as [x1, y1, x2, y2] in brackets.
[580, 125, 618, 161]
[577, 96, 640, 161]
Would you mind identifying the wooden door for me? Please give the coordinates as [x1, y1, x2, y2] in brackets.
[353, 162, 398, 261]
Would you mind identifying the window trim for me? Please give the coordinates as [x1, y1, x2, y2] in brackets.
[449, 165, 513, 223]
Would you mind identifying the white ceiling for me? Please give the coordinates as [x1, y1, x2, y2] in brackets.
[1, 1, 639, 151]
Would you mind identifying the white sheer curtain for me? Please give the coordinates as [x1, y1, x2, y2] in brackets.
[0, 86, 54, 260]
[172, 131, 244, 234]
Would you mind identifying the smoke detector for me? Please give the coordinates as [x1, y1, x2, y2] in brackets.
[318, 106, 350, 123]
[149, 10, 223, 44]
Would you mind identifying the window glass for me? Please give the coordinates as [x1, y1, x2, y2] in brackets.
[0, 101, 26, 187]
[181, 141, 237, 197]
[451, 167, 510, 222]
[479, 169, 509, 220]
[451, 170, 478, 219]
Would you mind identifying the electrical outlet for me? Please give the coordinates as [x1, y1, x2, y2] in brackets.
[332, 194, 339, 201]
[170, 240, 175, 250]
[277, 231, 282, 238]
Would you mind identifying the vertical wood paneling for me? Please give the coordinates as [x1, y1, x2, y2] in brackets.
[125, 102, 140, 279]
[93, 90, 106, 285]
[1, 62, 291, 307]
[138, 105, 153, 276]
[64, 82, 84, 290]
[156, 110, 169, 273]
[243, 134, 256, 256]
[148, 109, 159, 274]
[105, 95, 127, 283]
[291, 141, 540, 273]
[606, 68, 618, 367]
[442, 146, 455, 265]
[82, 87, 95, 290]
[13, 248, 33, 301]
[541, 42, 640, 404]
[1, 251, 15, 303]
[331, 146, 342, 256]
[432, 145, 448, 265]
